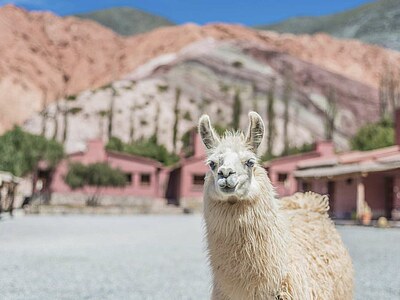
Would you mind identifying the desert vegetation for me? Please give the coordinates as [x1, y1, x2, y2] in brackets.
[0, 127, 64, 177]
[351, 118, 394, 151]
[106, 136, 179, 166]
[65, 162, 127, 206]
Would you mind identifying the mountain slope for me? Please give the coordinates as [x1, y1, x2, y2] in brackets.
[25, 40, 379, 154]
[257, 0, 400, 51]
[0, 4, 133, 132]
[2, 4, 400, 135]
[75, 7, 174, 36]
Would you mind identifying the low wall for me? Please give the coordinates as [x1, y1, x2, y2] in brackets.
[180, 196, 203, 212]
[27, 192, 183, 215]
[50, 192, 164, 208]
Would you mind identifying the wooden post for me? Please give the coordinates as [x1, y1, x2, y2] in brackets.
[356, 177, 365, 219]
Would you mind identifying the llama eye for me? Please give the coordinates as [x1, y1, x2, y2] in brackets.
[209, 161, 216, 170]
[245, 159, 255, 168]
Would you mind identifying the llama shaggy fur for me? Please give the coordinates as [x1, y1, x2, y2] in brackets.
[199, 112, 353, 300]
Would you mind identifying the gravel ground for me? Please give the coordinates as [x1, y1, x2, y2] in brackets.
[0, 215, 399, 300]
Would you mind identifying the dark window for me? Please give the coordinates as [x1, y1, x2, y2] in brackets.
[302, 181, 311, 192]
[346, 178, 353, 185]
[278, 173, 288, 182]
[125, 173, 133, 184]
[140, 174, 151, 186]
[192, 174, 205, 186]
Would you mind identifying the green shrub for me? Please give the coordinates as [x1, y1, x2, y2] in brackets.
[232, 61, 243, 68]
[65, 162, 127, 189]
[66, 95, 77, 101]
[0, 126, 64, 176]
[351, 118, 394, 151]
[183, 111, 192, 121]
[157, 84, 169, 92]
[261, 142, 314, 162]
[106, 136, 179, 166]
[69, 107, 82, 115]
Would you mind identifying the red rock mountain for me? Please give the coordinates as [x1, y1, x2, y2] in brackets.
[1, 4, 399, 132]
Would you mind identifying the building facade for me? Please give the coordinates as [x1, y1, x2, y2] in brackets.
[166, 131, 208, 209]
[48, 140, 169, 207]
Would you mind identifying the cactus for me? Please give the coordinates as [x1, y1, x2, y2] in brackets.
[266, 79, 277, 157]
[232, 88, 242, 130]
[172, 87, 181, 152]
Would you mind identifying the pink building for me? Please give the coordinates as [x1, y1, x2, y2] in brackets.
[266, 110, 400, 220]
[264, 141, 335, 197]
[47, 140, 169, 206]
[295, 145, 400, 219]
[166, 131, 208, 209]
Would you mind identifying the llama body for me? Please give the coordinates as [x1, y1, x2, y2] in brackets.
[199, 112, 353, 300]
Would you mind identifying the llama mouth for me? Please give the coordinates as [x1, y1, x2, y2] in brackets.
[220, 187, 236, 194]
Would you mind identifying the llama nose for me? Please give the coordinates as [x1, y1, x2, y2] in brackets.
[218, 167, 236, 178]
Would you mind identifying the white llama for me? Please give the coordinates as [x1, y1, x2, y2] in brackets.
[199, 112, 353, 300]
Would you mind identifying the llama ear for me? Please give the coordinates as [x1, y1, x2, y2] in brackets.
[198, 115, 220, 149]
[245, 111, 265, 152]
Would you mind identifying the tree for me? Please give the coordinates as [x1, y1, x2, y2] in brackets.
[379, 65, 400, 119]
[324, 87, 338, 140]
[351, 118, 394, 151]
[172, 87, 181, 152]
[0, 127, 64, 177]
[65, 162, 127, 206]
[52, 101, 60, 140]
[266, 79, 277, 158]
[61, 102, 82, 144]
[129, 104, 136, 143]
[232, 89, 242, 130]
[53, 74, 71, 141]
[107, 87, 118, 140]
[252, 82, 259, 112]
[106, 136, 179, 166]
[39, 86, 49, 136]
[282, 72, 292, 156]
[153, 98, 160, 144]
[97, 110, 108, 139]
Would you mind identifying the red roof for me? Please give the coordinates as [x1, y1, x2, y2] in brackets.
[106, 150, 164, 168]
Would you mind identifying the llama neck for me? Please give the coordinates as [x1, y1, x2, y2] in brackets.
[204, 167, 290, 296]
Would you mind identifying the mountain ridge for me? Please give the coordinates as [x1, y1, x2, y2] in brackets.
[75, 7, 174, 36]
[257, 0, 400, 51]
[0, 3, 398, 150]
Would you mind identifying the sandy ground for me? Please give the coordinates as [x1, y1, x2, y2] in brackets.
[0, 215, 399, 300]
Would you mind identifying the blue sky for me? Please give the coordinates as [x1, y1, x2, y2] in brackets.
[0, 0, 374, 26]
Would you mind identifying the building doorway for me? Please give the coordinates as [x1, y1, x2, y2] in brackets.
[384, 177, 394, 219]
[327, 181, 335, 217]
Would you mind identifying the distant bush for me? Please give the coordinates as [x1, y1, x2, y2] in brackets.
[69, 107, 82, 115]
[213, 124, 228, 136]
[183, 111, 192, 121]
[285, 143, 314, 156]
[0, 126, 64, 177]
[351, 118, 394, 151]
[232, 61, 243, 68]
[65, 162, 127, 190]
[106, 136, 179, 166]
[261, 142, 314, 162]
[66, 95, 77, 101]
[157, 84, 169, 92]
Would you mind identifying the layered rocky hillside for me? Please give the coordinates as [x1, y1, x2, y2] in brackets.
[2, 4, 400, 155]
[0, 4, 130, 132]
[25, 40, 379, 155]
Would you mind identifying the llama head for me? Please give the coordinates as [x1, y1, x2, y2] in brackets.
[199, 112, 265, 202]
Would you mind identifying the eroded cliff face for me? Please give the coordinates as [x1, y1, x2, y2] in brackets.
[0, 4, 129, 131]
[24, 40, 379, 154]
[2, 4, 397, 154]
